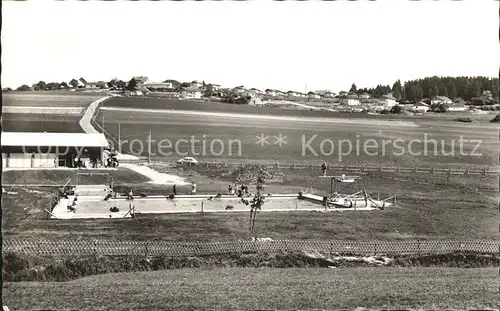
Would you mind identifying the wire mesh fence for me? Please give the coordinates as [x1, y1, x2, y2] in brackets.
[3, 239, 498, 258]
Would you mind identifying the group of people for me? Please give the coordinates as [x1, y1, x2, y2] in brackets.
[228, 184, 250, 197]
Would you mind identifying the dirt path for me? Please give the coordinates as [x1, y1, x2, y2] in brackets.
[80, 97, 188, 184]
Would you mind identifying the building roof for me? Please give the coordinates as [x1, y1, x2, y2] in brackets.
[2, 132, 109, 148]
[414, 102, 429, 107]
[433, 96, 452, 102]
[182, 87, 202, 92]
[381, 94, 397, 100]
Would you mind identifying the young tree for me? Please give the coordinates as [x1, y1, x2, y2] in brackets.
[127, 78, 138, 91]
[390, 105, 402, 114]
[391, 80, 402, 99]
[69, 79, 79, 88]
[34, 81, 47, 91]
[447, 81, 458, 99]
[349, 83, 357, 93]
[204, 84, 214, 97]
[60, 82, 69, 89]
[248, 173, 266, 234]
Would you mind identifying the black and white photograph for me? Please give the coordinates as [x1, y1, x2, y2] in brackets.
[1, 0, 499, 310]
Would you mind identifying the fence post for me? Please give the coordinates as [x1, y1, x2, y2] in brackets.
[374, 241, 377, 256]
[465, 168, 469, 176]
[292, 163, 295, 170]
[201, 201, 204, 213]
[417, 240, 421, 255]
[431, 167, 435, 175]
[93, 240, 98, 256]
[362, 165, 365, 173]
[145, 241, 149, 257]
[397, 166, 400, 174]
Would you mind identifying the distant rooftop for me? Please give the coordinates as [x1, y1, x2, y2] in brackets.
[2, 132, 109, 148]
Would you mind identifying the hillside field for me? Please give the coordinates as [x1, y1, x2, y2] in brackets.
[96, 105, 499, 167]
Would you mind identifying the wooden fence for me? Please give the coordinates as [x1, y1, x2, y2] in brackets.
[121, 159, 500, 178]
[3, 239, 498, 258]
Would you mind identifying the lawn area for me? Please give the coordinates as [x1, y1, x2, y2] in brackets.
[3, 267, 497, 310]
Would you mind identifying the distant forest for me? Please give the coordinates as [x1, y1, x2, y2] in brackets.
[355, 76, 499, 102]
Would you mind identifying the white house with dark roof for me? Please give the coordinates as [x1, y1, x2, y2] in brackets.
[307, 92, 321, 99]
[133, 76, 149, 84]
[431, 96, 453, 105]
[181, 88, 202, 99]
[446, 100, 468, 112]
[287, 91, 302, 97]
[411, 102, 430, 113]
[359, 92, 371, 99]
[340, 94, 360, 106]
[379, 94, 398, 108]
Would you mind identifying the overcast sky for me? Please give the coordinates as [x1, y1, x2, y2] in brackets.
[2, 0, 498, 92]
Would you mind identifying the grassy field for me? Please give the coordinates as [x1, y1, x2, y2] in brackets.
[2, 92, 103, 107]
[104, 96, 498, 122]
[97, 107, 499, 167]
[2, 113, 84, 132]
[3, 267, 497, 310]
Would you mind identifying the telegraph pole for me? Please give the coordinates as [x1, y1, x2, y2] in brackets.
[148, 130, 152, 164]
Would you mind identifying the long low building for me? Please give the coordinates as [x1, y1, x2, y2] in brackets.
[2, 132, 109, 168]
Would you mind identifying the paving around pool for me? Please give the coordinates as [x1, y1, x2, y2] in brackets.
[50, 184, 393, 219]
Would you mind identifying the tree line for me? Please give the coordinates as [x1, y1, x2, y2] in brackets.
[351, 76, 498, 103]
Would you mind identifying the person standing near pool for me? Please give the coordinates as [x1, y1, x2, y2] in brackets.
[191, 182, 197, 195]
[321, 161, 328, 176]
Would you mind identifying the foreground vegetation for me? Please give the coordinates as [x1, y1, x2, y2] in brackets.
[3, 267, 497, 310]
[3, 251, 499, 282]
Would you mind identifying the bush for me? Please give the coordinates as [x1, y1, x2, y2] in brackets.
[490, 114, 500, 123]
[390, 105, 402, 114]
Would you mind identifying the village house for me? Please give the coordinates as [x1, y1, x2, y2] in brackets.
[411, 102, 430, 113]
[125, 90, 143, 96]
[322, 91, 336, 98]
[247, 88, 263, 98]
[211, 84, 221, 91]
[340, 94, 360, 106]
[276, 90, 286, 97]
[446, 99, 468, 112]
[232, 86, 247, 95]
[287, 91, 302, 97]
[431, 96, 453, 106]
[338, 91, 348, 97]
[190, 81, 204, 89]
[85, 81, 107, 89]
[379, 94, 398, 109]
[265, 89, 277, 96]
[181, 88, 202, 100]
[307, 92, 321, 99]
[77, 78, 87, 88]
[144, 82, 174, 91]
[359, 92, 371, 99]
[133, 76, 149, 85]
